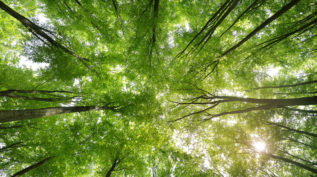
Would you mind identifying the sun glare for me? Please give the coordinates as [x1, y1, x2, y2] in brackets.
[253, 141, 266, 152]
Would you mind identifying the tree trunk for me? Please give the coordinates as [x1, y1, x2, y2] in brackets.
[287, 137, 315, 149]
[280, 150, 317, 166]
[0, 90, 74, 102]
[0, 1, 89, 65]
[268, 122, 317, 138]
[105, 158, 119, 177]
[11, 156, 54, 177]
[0, 142, 23, 152]
[213, 95, 317, 106]
[252, 80, 317, 90]
[264, 152, 317, 174]
[220, 0, 300, 58]
[0, 106, 116, 123]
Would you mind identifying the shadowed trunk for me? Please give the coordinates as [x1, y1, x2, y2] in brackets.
[149, 0, 159, 68]
[264, 152, 317, 174]
[280, 150, 317, 166]
[220, 0, 300, 58]
[11, 156, 54, 177]
[111, 0, 125, 33]
[171, 95, 317, 122]
[105, 158, 119, 177]
[0, 89, 75, 102]
[268, 122, 317, 138]
[0, 1, 90, 66]
[251, 80, 317, 91]
[0, 105, 117, 123]
[0, 142, 23, 152]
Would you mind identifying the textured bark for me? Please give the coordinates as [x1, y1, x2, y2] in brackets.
[11, 157, 54, 177]
[0, 106, 117, 123]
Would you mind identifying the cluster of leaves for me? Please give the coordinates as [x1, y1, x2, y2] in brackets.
[0, 0, 316, 176]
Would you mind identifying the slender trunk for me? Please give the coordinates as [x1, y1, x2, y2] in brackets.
[11, 156, 54, 177]
[0, 1, 89, 65]
[172, 95, 317, 122]
[281, 150, 317, 166]
[105, 158, 119, 177]
[220, 0, 267, 37]
[0, 90, 74, 102]
[287, 137, 314, 149]
[0, 106, 116, 123]
[252, 80, 317, 90]
[176, 0, 232, 58]
[220, 0, 300, 58]
[0, 142, 23, 152]
[268, 122, 317, 138]
[284, 107, 317, 114]
[111, 0, 125, 34]
[264, 152, 317, 174]
[149, 0, 159, 68]
[0, 125, 22, 129]
[212, 96, 317, 106]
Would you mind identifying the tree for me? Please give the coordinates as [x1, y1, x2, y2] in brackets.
[0, 0, 316, 176]
[11, 157, 54, 177]
[0, 105, 118, 123]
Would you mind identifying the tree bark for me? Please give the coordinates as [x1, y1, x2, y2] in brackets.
[11, 156, 54, 177]
[0, 106, 117, 123]
[264, 152, 317, 174]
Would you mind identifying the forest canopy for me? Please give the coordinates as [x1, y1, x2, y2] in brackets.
[0, 0, 316, 176]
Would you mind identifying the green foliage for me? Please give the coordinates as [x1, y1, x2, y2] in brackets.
[0, 0, 316, 176]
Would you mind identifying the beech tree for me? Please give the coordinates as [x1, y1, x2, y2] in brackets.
[0, 0, 316, 176]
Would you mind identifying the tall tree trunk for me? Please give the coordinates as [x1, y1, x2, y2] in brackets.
[211, 95, 317, 106]
[220, 0, 300, 58]
[172, 95, 317, 122]
[0, 142, 23, 152]
[11, 156, 54, 177]
[149, 0, 159, 68]
[287, 137, 315, 149]
[0, 106, 116, 123]
[252, 80, 317, 90]
[105, 158, 119, 177]
[268, 122, 317, 138]
[264, 152, 317, 174]
[0, 1, 89, 66]
[280, 150, 317, 166]
[0, 89, 74, 102]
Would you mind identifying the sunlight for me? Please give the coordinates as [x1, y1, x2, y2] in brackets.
[253, 141, 266, 152]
